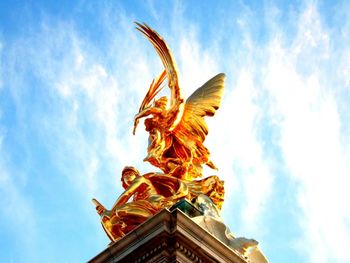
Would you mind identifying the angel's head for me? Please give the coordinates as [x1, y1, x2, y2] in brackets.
[154, 96, 168, 110]
[121, 166, 140, 189]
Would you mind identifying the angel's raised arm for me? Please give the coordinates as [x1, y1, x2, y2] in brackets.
[133, 106, 164, 135]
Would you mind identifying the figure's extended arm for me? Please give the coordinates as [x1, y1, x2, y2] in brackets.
[133, 106, 163, 135]
[111, 176, 146, 212]
[92, 198, 106, 216]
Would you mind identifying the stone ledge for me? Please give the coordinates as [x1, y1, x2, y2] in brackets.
[89, 206, 247, 263]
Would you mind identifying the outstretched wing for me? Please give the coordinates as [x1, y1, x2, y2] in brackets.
[135, 22, 182, 108]
[174, 73, 226, 143]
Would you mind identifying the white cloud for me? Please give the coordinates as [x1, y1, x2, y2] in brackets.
[4, 2, 350, 262]
[209, 68, 273, 236]
[152, 3, 275, 238]
[166, 19, 274, 234]
[178, 28, 220, 97]
[264, 4, 350, 262]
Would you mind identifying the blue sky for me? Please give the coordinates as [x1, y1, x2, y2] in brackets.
[1, 1, 350, 262]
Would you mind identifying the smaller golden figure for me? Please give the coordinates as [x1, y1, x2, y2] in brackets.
[93, 166, 224, 242]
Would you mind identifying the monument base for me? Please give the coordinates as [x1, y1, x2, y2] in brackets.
[89, 200, 247, 263]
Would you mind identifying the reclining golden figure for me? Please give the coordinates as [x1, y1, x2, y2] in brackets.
[93, 166, 224, 242]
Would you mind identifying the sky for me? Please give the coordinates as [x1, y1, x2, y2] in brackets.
[0, 0, 350, 262]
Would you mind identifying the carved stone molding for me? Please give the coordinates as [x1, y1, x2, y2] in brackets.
[89, 206, 247, 263]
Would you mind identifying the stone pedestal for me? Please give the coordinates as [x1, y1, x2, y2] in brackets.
[89, 203, 247, 263]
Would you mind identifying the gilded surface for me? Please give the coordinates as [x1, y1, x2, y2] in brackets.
[92, 22, 269, 263]
[133, 23, 225, 181]
[93, 22, 226, 242]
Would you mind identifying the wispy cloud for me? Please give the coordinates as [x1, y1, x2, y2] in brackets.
[2, 1, 350, 262]
[263, 3, 350, 262]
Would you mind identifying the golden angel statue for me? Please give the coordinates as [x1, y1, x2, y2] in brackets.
[93, 22, 225, 239]
[92, 22, 226, 242]
[133, 23, 225, 181]
[92, 23, 268, 262]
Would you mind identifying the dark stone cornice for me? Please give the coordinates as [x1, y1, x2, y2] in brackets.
[88, 206, 247, 263]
